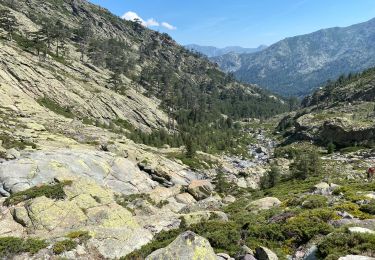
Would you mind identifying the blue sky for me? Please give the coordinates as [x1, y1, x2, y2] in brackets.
[89, 0, 375, 48]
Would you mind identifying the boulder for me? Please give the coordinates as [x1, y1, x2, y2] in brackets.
[339, 256, 375, 260]
[217, 252, 235, 260]
[175, 193, 197, 205]
[146, 231, 217, 260]
[348, 227, 375, 234]
[255, 246, 278, 260]
[180, 211, 228, 226]
[223, 195, 236, 204]
[365, 193, 375, 200]
[247, 197, 281, 211]
[187, 180, 214, 200]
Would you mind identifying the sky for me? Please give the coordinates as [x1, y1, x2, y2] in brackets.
[88, 0, 375, 48]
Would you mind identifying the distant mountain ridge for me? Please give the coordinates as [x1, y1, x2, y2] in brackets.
[212, 17, 375, 97]
[185, 44, 267, 57]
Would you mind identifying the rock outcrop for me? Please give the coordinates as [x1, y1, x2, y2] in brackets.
[145, 231, 217, 260]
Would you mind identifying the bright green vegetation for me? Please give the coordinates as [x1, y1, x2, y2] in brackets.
[36, 97, 74, 118]
[123, 143, 375, 259]
[0, 237, 47, 258]
[3, 180, 72, 206]
[1, 1, 290, 160]
[52, 239, 77, 254]
[317, 231, 375, 259]
[66, 231, 91, 244]
[52, 231, 91, 255]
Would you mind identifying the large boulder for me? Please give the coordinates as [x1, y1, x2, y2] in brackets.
[339, 256, 375, 260]
[10, 178, 153, 259]
[146, 231, 217, 260]
[187, 180, 214, 200]
[246, 197, 281, 211]
[255, 246, 278, 260]
[348, 227, 375, 234]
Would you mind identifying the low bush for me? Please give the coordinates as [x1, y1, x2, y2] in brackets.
[53, 239, 77, 254]
[66, 230, 91, 244]
[360, 200, 375, 215]
[0, 237, 47, 258]
[317, 231, 375, 259]
[3, 180, 72, 206]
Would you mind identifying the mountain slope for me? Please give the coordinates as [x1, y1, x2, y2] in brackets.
[278, 67, 375, 147]
[213, 18, 375, 96]
[185, 44, 267, 57]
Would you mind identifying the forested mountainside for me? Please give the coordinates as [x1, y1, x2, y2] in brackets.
[185, 44, 267, 57]
[278, 67, 375, 147]
[0, 0, 288, 154]
[212, 17, 375, 96]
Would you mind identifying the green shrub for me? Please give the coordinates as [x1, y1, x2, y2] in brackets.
[66, 231, 91, 244]
[0, 237, 47, 258]
[37, 97, 74, 118]
[334, 202, 372, 219]
[317, 231, 375, 259]
[301, 195, 327, 209]
[3, 180, 72, 206]
[290, 149, 322, 180]
[327, 142, 336, 154]
[260, 165, 281, 189]
[122, 229, 182, 259]
[360, 201, 375, 215]
[0, 133, 37, 150]
[53, 239, 77, 254]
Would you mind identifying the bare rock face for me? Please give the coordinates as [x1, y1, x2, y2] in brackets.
[0, 149, 157, 195]
[187, 180, 214, 200]
[246, 197, 281, 211]
[145, 231, 217, 260]
[339, 256, 375, 260]
[8, 178, 153, 259]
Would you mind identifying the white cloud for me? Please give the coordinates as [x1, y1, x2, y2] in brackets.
[121, 11, 176, 30]
[161, 22, 177, 30]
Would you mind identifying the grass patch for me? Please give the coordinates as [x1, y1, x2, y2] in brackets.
[3, 180, 72, 206]
[52, 239, 77, 254]
[0, 237, 47, 258]
[37, 97, 74, 118]
[0, 133, 37, 150]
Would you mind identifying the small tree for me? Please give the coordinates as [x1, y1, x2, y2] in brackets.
[260, 164, 281, 189]
[291, 149, 322, 180]
[327, 142, 336, 154]
[185, 137, 196, 158]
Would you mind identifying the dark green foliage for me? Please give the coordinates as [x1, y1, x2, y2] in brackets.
[184, 137, 196, 158]
[0, 237, 47, 258]
[52, 239, 77, 254]
[37, 97, 74, 118]
[301, 195, 327, 209]
[3, 180, 72, 206]
[122, 229, 182, 260]
[327, 141, 336, 154]
[360, 201, 375, 215]
[290, 149, 322, 179]
[260, 165, 281, 189]
[317, 231, 375, 259]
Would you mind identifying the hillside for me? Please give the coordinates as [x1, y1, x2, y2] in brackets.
[185, 44, 267, 57]
[212, 18, 375, 96]
[278, 67, 375, 147]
